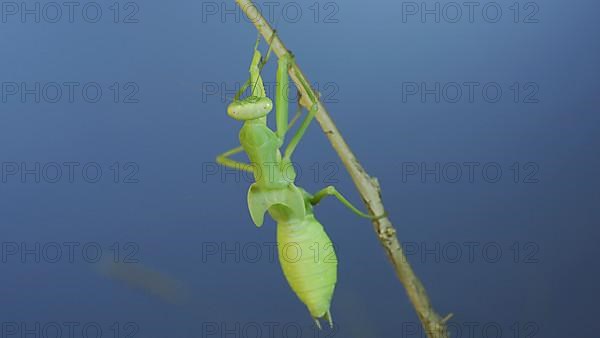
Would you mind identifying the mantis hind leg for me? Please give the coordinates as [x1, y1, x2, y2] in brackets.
[310, 186, 386, 220]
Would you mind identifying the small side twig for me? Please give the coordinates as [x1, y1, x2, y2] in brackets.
[232, 1, 451, 337]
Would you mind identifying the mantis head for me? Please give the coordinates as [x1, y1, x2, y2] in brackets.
[227, 96, 273, 121]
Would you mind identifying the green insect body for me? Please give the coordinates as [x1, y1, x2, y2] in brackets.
[276, 202, 337, 323]
[239, 103, 336, 324]
[217, 36, 380, 328]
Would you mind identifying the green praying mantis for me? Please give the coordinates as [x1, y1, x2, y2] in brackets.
[216, 35, 383, 328]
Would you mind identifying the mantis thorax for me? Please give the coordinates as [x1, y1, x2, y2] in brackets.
[239, 121, 296, 189]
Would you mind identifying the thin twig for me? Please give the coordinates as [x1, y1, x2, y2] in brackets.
[232, 1, 451, 336]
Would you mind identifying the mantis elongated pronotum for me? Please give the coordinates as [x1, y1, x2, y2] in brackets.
[216, 36, 383, 328]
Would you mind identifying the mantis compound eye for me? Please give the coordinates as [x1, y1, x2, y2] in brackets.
[227, 96, 273, 121]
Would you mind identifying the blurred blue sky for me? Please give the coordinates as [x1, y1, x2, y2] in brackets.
[1, 0, 599, 337]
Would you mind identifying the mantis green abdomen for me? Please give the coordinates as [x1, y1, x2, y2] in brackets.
[277, 214, 337, 325]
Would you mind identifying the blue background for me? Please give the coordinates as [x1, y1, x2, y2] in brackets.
[1, 0, 599, 337]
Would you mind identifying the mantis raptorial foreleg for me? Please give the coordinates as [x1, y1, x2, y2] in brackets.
[216, 36, 271, 172]
[249, 36, 268, 98]
[310, 186, 386, 220]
